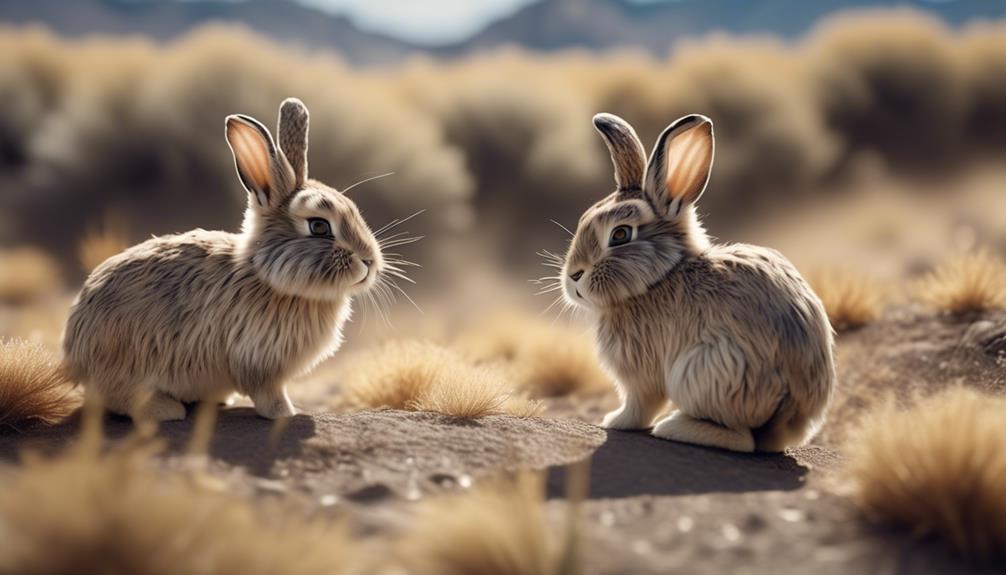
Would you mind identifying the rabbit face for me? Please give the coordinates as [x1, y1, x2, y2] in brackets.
[250, 181, 382, 300]
[226, 99, 382, 302]
[562, 113, 715, 311]
[563, 193, 691, 309]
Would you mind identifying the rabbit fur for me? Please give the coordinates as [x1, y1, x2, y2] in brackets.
[561, 113, 835, 452]
[62, 98, 384, 421]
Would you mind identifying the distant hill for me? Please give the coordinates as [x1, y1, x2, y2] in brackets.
[451, 0, 1006, 57]
[0, 0, 417, 65]
[2, 0, 1005, 65]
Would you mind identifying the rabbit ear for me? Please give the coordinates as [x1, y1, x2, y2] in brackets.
[593, 113, 646, 191]
[644, 115, 714, 218]
[225, 114, 295, 209]
[278, 98, 309, 188]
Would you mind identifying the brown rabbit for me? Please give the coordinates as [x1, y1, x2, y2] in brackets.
[63, 99, 392, 421]
[560, 113, 835, 452]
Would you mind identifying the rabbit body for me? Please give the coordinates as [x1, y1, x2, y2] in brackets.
[62, 99, 384, 421]
[63, 230, 350, 421]
[563, 113, 834, 452]
[596, 242, 834, 452]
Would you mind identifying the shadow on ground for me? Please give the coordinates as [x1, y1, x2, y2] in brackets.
[546, 429, 809, 500]
[0, 407, 317, 478]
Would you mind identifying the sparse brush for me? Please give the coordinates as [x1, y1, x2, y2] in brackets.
[340, 340, 542, 418]
[456, 314, 611, 398]
[0, 338, 79, 431]
[398, 473, 567, 575]
[914, 250, 1006, 315]
[0, 248, 62, 305]
[807, 269, 884, 331]
[78, 214, 130, 272]
[0, 422, 362, 575]
[844, 387, 1006, 561]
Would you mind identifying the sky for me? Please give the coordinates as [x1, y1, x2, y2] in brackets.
[294, 0, 541, 44]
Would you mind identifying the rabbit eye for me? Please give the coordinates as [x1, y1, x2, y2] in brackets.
[307, 218, 332, 237]
[609, 225, 633, 247]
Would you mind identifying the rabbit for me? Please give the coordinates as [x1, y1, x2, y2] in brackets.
[62, 98, 387, 422]
[560, 112, 835, 452]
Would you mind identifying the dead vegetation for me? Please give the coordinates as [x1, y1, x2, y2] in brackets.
[398, 473, 576, 575]
[914, 250, 1006, 315]
[456, 314, 611, 397]
[2, 11, 1006, 267]
[77, 213, 130, 272]
[0, 414, 363, 575]
[0, 248, 62, 305]
[339, 340, 543, 419]
[0, 338, 78, 430]
[807, 269, 885, 331]
[844, 387, 1006, 561]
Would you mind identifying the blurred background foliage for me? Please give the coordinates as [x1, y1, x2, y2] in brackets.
[0, 2, 1005, 325]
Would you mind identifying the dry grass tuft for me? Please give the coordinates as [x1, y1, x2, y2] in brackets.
[914, 250, 1006, 315]
[0, 248, 62, 305]
[844, 387, 1006, 560]
[807, 269, 885, 331]
[0, 338, 79, 430]
[457, 314, 611, 398]
[78, 214, 131, 272]
[340, 340, 543, 419]
[0, 424, 361, 575]
[398, 473, 568, 575]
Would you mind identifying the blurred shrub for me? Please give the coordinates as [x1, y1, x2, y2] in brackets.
[0, 247, 62, 305]
[0, 26, 471, 268]
[0, 11, 1004, 273]
[808, 10, 968, 171]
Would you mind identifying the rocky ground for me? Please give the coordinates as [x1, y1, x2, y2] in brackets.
[2, 308, 1005, 574]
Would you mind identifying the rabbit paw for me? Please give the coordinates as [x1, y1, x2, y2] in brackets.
[138, 391, 187, 422]
[602, 405, 649, 430]
[250, 388, 296, 420]
[652, 412, 754, 453]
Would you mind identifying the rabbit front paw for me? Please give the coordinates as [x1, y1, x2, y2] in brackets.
[250, 387, 296, 420]
[602, 404, 650, 430]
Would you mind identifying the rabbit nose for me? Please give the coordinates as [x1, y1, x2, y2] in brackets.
[569, 270, 585, 282]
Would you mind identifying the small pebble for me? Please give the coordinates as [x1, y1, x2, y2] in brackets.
[721, 523, 742, 543]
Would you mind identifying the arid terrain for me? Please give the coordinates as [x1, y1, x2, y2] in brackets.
[2, 303, 1004, 574]
[2, 4, 1006, 573]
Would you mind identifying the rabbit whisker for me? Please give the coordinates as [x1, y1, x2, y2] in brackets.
[550, 219, 575, 238]
[340, 172, 395, 196]
[374, 209, 426, 237]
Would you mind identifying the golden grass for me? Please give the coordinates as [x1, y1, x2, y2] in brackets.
[844, 387, 1006, 560]
[807, 269, 885, 331]
[0, 248, 62, 305]
[340, 340, 543, 419]
[456, 314, 611, 398]
[0, 338, 79, 430]
[0, 418, 363, 575]
[914, 250, 1006, 315]
[78, 214, 130, 272]
[398, 473, 572, 575]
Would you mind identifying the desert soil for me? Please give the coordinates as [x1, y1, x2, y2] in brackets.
[2, 308, 1005, 574]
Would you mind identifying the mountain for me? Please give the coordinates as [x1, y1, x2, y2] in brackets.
[1, 0, 1004, 65]
[450, 0, 1006, 57]
[0, 0, 417, 66]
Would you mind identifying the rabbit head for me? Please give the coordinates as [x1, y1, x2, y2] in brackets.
[225, 98, 383, 301]
[562, 113, 715, 309]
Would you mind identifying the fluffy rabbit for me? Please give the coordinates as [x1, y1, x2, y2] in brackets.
[561, 113, 834, 452]
[62, 98, 385, 421]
